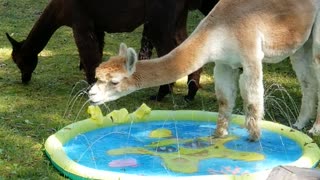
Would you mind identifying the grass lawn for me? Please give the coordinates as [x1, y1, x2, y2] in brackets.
[0, 0, 319, 179]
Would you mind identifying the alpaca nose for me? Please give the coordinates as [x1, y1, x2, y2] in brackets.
[88, 85, 97, 96]
[88, 89, 96, 97]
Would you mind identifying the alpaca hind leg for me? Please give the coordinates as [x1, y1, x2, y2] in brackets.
[290, 38, 317, 130]
[239, 59, 264, 141]
[309, 14, 320, 135]
[214, 63, 240, 137]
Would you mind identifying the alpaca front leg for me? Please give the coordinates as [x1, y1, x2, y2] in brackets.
[73, 30, 102, 84]
[290, 40, 317, 130]
[72, 7, 103, 84]
[309, 117, 320, 134]
[214, 63, 240, 137]
[309, 15, 320, 135]
[239, 62, 264, 141]
[309, 65, 320, 134]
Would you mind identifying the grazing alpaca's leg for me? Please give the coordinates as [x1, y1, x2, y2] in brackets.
[72, 8, 104, 84]
[214, 63, 240, 137]
[138, 25, 154, 60]
[185, 68, 202, 102]
[79, 30, 105, 72]
[151, 36, 176, 101]
[145, 14, 180, 101]
[138, 24, 175, 101]
[139, 8, 202, 101]
[174, 13, 202, 102]
[309, 14, 320, 134]
[73, 28, 103, 84]
[96, 30, 105, 61]
[154, 27, 202, 101]
[291, 39, 317, 130]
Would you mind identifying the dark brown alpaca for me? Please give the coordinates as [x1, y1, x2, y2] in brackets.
[6, 0, 218, 100]
[139, 0, 218, 101]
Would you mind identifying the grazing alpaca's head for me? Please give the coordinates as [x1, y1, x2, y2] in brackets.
[6, 33, 38, 83]
[89, 43, 138, 105]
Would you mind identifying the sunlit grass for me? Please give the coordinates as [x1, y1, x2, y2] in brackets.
[175, 71, 214, 86]
[38, 50, 55, 57]
[0, 48, 11, 60]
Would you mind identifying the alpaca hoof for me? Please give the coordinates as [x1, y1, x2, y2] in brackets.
[248, 130, 261, 142]
[293, 121, 305, 130]
[149, 89, 172, 101]
[149, 95, 165, 101]
[184, 95, 194, 103]
[308, 125, 320, 136]
[214, 129, 228, 138]
[186, 80, 198, 101]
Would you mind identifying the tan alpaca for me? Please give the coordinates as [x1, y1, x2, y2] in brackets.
[89, 0, 320, 141]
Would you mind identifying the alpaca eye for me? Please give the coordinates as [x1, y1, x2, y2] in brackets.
[111, 81, 119, 85]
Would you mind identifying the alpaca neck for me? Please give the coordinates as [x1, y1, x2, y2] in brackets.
[21, 1, 65, 55]
[133, 28, 209, 89]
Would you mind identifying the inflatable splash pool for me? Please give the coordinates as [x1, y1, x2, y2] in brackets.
[45, 109, 320, 180]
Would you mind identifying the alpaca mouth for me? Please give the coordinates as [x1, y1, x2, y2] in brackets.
[21, 73, 32, 84]
[88, 93, 105, 105]
[89, 94, 113, 105]
[89, 99, 105, 106]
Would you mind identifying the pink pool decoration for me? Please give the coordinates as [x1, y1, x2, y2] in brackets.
[108, 158, 138, 168]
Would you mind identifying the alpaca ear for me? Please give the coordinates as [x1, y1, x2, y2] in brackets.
[6, 33, 21, 50]
[125, 48, 137, 75]
[118, 43, 128, 56]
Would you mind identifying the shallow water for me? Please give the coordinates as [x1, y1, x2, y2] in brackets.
[63, 120, 301, 176]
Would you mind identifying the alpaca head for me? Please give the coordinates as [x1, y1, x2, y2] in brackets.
[89, 43, 138, 105]
[6, 33, 38, 84]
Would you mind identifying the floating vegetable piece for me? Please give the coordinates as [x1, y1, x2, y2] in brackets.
[87, 105, 104, 125]
[134, 103, 151, 119]
[88, 103, 150, 124]
[107, 108, 129, 123]
[149, 128, 172, 138]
